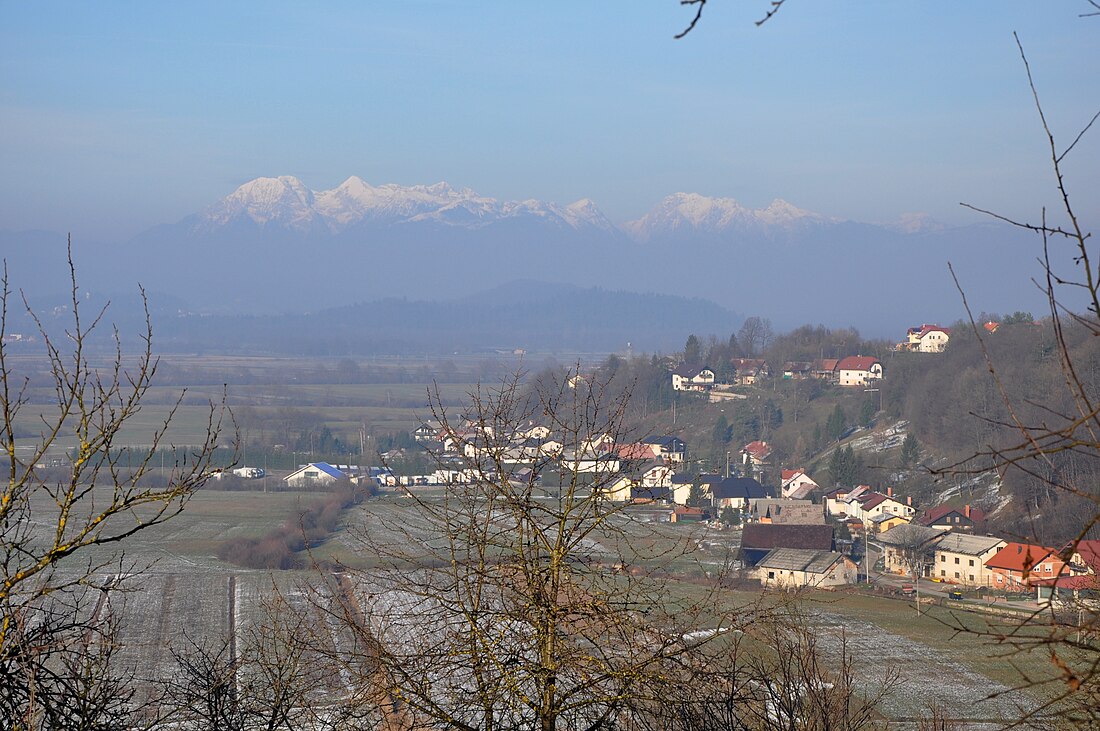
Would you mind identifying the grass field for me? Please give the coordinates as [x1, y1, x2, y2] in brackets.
[28, 487, 1078, 728]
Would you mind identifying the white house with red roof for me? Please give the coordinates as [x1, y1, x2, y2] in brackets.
[741, 440, 772, 466]
[781, 468, 818, 499]
[900, 324, 951, 353]
[836, 356, 883, 386]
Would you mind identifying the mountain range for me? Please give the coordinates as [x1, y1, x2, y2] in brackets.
[0, 175, 1073, 349]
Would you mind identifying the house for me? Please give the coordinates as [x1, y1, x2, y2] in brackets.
[1067, 540, 1100, 575]
[559, 448, 620, 474]
[749, 499, 824, 525]
[740, 524, 835, 567]
[811, 358, 840, 382]
[877, 524, 949, 576]
[670, 472, 723, 505]
[711, 476, 771, 512]
[825, 486, 915, 527]
[753, 549, 857, 589]
[931, 534, 1007, 586]
[285, 462, 347, 489]
[781, 361, 813, 380]
[916, 503, 985, 532]
[780, 469, 818, 499]
[640, 435, 688, 463]
[900, 324, 951, 353]
[836, 356, 883, 387]
[985, 542, 1067, 592]
[413, 420, 443, 442]
[741, 441, 772, 466]
[671, 364, 716, 392]
[730, 358, 770, 386]
[868, 512, 910, 534]
[1033, 573, 1100, 606]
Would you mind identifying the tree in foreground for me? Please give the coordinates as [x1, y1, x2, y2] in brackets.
[0, 244, 231, 728]
[310, 369, 780, 730]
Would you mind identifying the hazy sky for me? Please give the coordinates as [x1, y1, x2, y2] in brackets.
[1, 2, 1097, 240]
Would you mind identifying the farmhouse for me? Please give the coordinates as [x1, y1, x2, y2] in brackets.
[753, 549, 857, 589]
[749, 499, 824, 525]
[740, 523, 834, 567]
[877, 524, 949, 576]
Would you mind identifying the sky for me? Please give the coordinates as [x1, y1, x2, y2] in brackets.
[1, 1, 1097, 240]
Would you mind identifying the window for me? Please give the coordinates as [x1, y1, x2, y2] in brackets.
[940, 570, 946, 577]
[954, 557, 960, 564]
[969, 575, 975, 581]
[1044, 565, 1052, 573]
[969, 559, 974, 566]
[940, 555, 946, 562]
[768, 571, 775, 579]
[954, 572, 960, 579]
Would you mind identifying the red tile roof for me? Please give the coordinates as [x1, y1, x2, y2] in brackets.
[986, 542, 1059, 572]
[742, 441, 771, 459]
[781, 468, 805, 482]
[837, 356, 880, 371]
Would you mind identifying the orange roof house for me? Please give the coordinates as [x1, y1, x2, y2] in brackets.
[985, 542, 1065, 592]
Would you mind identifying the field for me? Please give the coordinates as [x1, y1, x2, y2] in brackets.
[34, 488, 1070, 729]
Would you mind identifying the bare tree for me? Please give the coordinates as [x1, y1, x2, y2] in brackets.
[309, 368, 770, 729]
[0, 241, 231, 729]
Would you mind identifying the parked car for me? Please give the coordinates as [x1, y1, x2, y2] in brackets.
[901, 584, 916, 597]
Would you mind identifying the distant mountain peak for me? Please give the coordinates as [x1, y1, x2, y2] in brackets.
[193, 176, 614, 234]
[623, 192, 836, 241]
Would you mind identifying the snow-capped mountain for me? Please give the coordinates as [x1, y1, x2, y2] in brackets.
[623, 193, 837, 241]
[194, 176, 616, 234]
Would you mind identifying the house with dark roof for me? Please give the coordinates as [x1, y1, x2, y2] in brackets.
[916, 503, 985, 532]
[640, 435, 687, 463]
[670, 472, 723, 505]
[671, 365, 715, 392]
[749, 499, 824, 525]
[781, 361, 813, 380]
[711, 476, 771, 512]
[836, 356, 883, 386]
[730, 358, 770, 385]
[740, 523, 835, 567]
[753, 548, 857, 589]
[811, 358, 840, 382]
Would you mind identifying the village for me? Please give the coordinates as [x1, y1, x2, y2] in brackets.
[262, 320, 1097, 612]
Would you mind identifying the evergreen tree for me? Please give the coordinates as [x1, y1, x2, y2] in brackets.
[684, 334, 702, 365]
[686, 483, 710, 508]
[859, 398, 877, 428]
[900, 433, 920, 467]
[720, 505, 740, 526]
[825, 404, 848, 441]
[712, 414, 731, 445]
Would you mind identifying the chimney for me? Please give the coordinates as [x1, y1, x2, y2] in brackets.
[964, 504, 971, 519]
[887, 487, 893, 497]
[906, 496, 912, 506]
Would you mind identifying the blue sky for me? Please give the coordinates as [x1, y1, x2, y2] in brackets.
[1, 1, 1096, 239]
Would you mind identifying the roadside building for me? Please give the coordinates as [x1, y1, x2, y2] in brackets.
[753, 549, 857, 589]
[931, 534, 1006, 586]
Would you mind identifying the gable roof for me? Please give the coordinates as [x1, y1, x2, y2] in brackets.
[1071, 540, 1100, 572]
[741, 523, 834, 551]
[917, 503, 986, 526]
[641, 435, 684, 449]
[671, 472, 723, 486]
[837, 355, 880, 371]
[712, 476, 770, 500]
[986, 542, 1059, 572]
[756, 548, 847, 575]
[741, 440, 771, 459]
[877, 524, 948, 548]
[932, 533, 1005, 556]
[813, 358, 840, 372]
